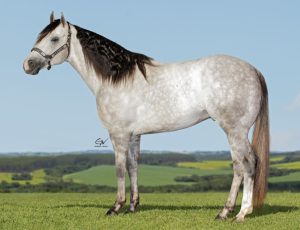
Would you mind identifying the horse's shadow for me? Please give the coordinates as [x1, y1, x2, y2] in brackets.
[248, 204, 298, 218]
[53, 203, 298, 218]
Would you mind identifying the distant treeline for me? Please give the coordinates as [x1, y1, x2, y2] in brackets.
[0, 153, 197, 174]
[271, 152, 300, 165]
[1, 178, 300, 193]
[1, 151, 299, 174]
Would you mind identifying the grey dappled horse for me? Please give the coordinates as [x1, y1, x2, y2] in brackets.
[23, 13, 269, 222]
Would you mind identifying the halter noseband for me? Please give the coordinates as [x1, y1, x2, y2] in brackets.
[31, 22, 71, 70]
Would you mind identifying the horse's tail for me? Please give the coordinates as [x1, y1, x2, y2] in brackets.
[252, 70, 270, 207]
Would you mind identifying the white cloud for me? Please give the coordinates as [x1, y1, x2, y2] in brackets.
[287, 93, 300, 111]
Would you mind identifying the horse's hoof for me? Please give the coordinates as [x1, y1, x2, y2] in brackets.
[231, 216, 244, 223]
[106, 209, 118, 216]
[124, 201, 139, 214]
[215, 214, 227, 221]
[125, 206, 138, 214]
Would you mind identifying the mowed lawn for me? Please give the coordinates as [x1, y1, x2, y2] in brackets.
[63, 165, 232, 186]
[0, 192, 299, 230]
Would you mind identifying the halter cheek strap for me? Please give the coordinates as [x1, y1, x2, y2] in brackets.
[31, 22, 71, 70]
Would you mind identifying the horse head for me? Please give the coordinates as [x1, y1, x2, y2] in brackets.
[23, 12, 71, 75]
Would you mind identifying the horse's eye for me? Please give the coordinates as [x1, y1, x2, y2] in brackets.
[51, 37, 59, 42]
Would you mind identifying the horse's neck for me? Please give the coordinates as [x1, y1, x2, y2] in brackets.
[67, 25, 101, 95]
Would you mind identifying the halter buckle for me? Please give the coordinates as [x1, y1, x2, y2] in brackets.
[47, 61, 52, 70]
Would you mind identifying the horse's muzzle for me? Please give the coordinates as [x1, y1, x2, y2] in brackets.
[23, 59, 42, 75]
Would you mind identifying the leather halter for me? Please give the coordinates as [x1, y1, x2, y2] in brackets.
[31, 22, 71, 70]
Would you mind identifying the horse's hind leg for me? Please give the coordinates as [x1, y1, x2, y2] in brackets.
[217, 129, 255, 221]
[126, 135, 141, 213]
[216, 157, 243, 220]
[235, 141, 256, 222]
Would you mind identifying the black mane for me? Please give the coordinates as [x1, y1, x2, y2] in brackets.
[74, 25, 153, 84]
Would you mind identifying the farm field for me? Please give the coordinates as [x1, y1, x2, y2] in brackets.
[63, 164, 232, 186]
[0, 192, 299, 230]
[62, 157, 300, 187]
[270, 156, 285, 163]
[0, 169, 45, 185]
[272, 161, 300, 170]
[1, 153, 300, 191]
[269, 171, 300, 183]
[177, 160, 232, 170]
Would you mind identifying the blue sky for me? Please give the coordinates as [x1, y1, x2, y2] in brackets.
[0, 1, 299, 152]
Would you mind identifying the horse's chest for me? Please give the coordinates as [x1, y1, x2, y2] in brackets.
[96, 92, 142, 130]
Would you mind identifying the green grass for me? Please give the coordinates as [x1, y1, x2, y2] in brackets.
[0, 172, 12, 183]
[272, 161, 300, 170]
[63, 165, 232, 186]
[269, 171, 300, 183]
[0, 192, 299, 229]
[177, 156, 287, 170]
[269, 160, 300, 183]
[177, 156, 288, 170]
[63, 159, 300, 187]
[0, 169, 45, 185]
[270, 156, 285, 163]
[177, 161, 232, 170]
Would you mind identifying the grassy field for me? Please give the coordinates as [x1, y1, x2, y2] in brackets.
[270, 156, 285, 163]
[63, 165, 232, 186]
[1, 155, 300, 188]
[0, 192, 299, 230]
[177, 160, 232, 170]
[63, 157, 300, 187]
[0, 169, 45, 185]
[269, 171, 300, 183]
[272, 161, 300, 170]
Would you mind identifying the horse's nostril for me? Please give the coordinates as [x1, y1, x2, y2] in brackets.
[28, 59, 35, 69]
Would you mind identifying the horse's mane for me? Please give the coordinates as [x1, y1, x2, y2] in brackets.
[36, 19, 153, 85]
[74, 25, 153, 85]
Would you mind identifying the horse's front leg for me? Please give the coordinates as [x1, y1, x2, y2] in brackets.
[106, 132, 131, 216]
[126, 135, 141, 213]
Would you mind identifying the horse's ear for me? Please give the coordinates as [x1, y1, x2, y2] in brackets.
[61, 12, 66, 27]
[50, 11, 55, 23]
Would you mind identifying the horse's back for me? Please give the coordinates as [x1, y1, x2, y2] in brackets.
[130, 55, 262, 134]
